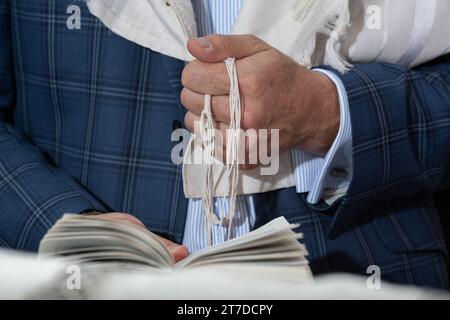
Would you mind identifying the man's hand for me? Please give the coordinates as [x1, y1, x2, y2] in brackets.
[181, 34, 340, 167]
[95, 213, 189, 262]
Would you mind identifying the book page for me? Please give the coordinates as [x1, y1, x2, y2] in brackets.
[39, 215, 312, 283]
[39, 215, 174, 269]
[176, 217, 308, 271]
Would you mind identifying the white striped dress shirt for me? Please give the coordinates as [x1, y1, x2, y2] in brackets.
[183, 0, 353, 253]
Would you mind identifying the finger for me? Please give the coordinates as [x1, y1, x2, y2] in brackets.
[96, 213, 146, 228]
[215, 123, 257, 170]
[180, 88, 231, 124]
[182, 59, 230, 95]
[241, 134, 259, 171]
[187, 34, 271, 63]
[184, 111, 200, 134]
[184, 111, 227, 163]
[184, 113, 258, 169]
[219, 125, 260, 170]
[158, 237, 189, 262]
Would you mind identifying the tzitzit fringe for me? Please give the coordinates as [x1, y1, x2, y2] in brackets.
[200, 58, 241, 247]
[199, 0, 352, 246]
[294, 0, 352, 73]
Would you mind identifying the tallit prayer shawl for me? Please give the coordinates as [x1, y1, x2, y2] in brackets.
[87, 0, 353, 242]
[86, 0, 355, 192]
[86, 0, 450, 242]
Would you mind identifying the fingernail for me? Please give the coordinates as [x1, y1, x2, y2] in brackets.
[195, 37, 213, 50]
[171, 245, 189, 261]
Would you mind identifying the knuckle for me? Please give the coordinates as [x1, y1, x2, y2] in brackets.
[245, 34, 265, 51]
[246, 34, 258, 43]
[214, 35, 232, 51]
[241, 74, 266, 97]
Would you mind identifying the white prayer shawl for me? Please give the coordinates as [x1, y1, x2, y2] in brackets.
[86, 0, 450, 199]
[86, 0, 353, 199]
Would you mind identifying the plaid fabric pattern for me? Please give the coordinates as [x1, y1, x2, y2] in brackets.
[254, 55, 450, 289]
[0, 0, 189, 250]
[325, 55, 450, 239]
[1, 1, 449, 289]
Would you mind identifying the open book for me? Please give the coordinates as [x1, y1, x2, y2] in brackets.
[38, 215, 312, 283]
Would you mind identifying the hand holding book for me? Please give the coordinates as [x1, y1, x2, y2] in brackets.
[39, 215, 312, 283]
[81, 212, 189, 262]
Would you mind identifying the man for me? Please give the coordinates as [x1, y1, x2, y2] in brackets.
[0, 0, 449, 289]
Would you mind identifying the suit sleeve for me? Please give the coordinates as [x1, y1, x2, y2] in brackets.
[324, 54, 450, 238]
[0, 1, 107, 252]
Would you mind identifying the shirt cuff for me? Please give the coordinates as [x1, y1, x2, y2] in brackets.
[304, 68, 353, 204]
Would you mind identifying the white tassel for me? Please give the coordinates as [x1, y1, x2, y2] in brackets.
[298, 36, 316, 69]
[200, 58, 242, 245]
[200, 94, 219, 246]
[199, 2, 353, 245]
[292, 0, 352, 73]
[224, 58, 241, 240]
[324, 0, 353, 73]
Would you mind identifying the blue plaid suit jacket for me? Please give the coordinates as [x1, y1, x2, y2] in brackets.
[1, 1, 449, 289]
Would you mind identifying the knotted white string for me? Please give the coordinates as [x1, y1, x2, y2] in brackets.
[224, 57, 241, 240]
[200, 57, 241, 246]
[292, 0, 352, 74]
[200, 94, 218, 245]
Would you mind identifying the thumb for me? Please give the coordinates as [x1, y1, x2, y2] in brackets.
[158, 236, 190, 262]
[187, 34, 270, 63]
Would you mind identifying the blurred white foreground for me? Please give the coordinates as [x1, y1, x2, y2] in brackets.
[0, 250, 448, 300]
